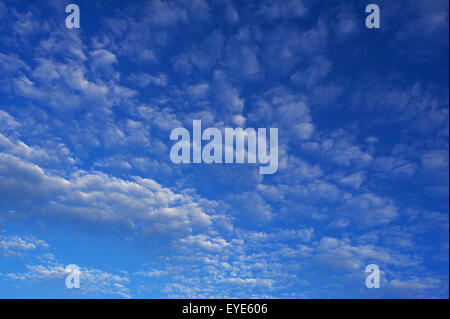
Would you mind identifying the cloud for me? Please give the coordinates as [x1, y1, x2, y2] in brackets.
[4, 262, 130, 298]
[337, 171, 365, 189]
[386, 277, 445, 298]
[0, 152, 70, 199]
[213, 70, 245, 116]
[0, 111, 19, 132]
[258, 0, 308, 21]
[374, 156, 418, 176]
[290, 56, 332, 87]
[314, 236, 420, 272]
[128, 72, 168, 87]
[90, 49, 118, 73]
[0, 53, 30, 73]
[225, 27, 264, 81]
[219, 277, 274, 289]
[421, 150, 449, 170]
[180, 234, 230, 252]
[248, 87, 315, 143]
[338, 193, 398, 226]
[0, 234, 49, 257]
[303, 129, 374, 168]
[226, 192, 273, 223]
[0, 144, 215, 241]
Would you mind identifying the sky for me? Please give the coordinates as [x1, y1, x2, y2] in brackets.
[0, 0, 448, 298]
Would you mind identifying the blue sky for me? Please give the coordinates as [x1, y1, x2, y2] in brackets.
[0, 0, 448, 298]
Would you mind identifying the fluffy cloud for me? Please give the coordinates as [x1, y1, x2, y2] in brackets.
[0, 234, 49, 257]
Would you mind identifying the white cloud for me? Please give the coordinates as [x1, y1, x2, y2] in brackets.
[0, 111, 19, 132]
[314, 236, 420, 273]
[421, 150, 449, 170]
[0, 147, 215, 240]
[258, 0, 308, 21]
[226, 192, 273, 223]
[290, 56, 332, 87]
[337, 171, 365, 189]
[339, 193, 398, 226]
[0, 53, 30, 73]
[386, 277, 444, 298]
[91, 49, 117, 65]
[180, 234, 230, 252]
[4, 262, 130, 298]
[374, 156, 418, 176]
[128, 72, 168, 87]
[0, 235, 49, 257]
